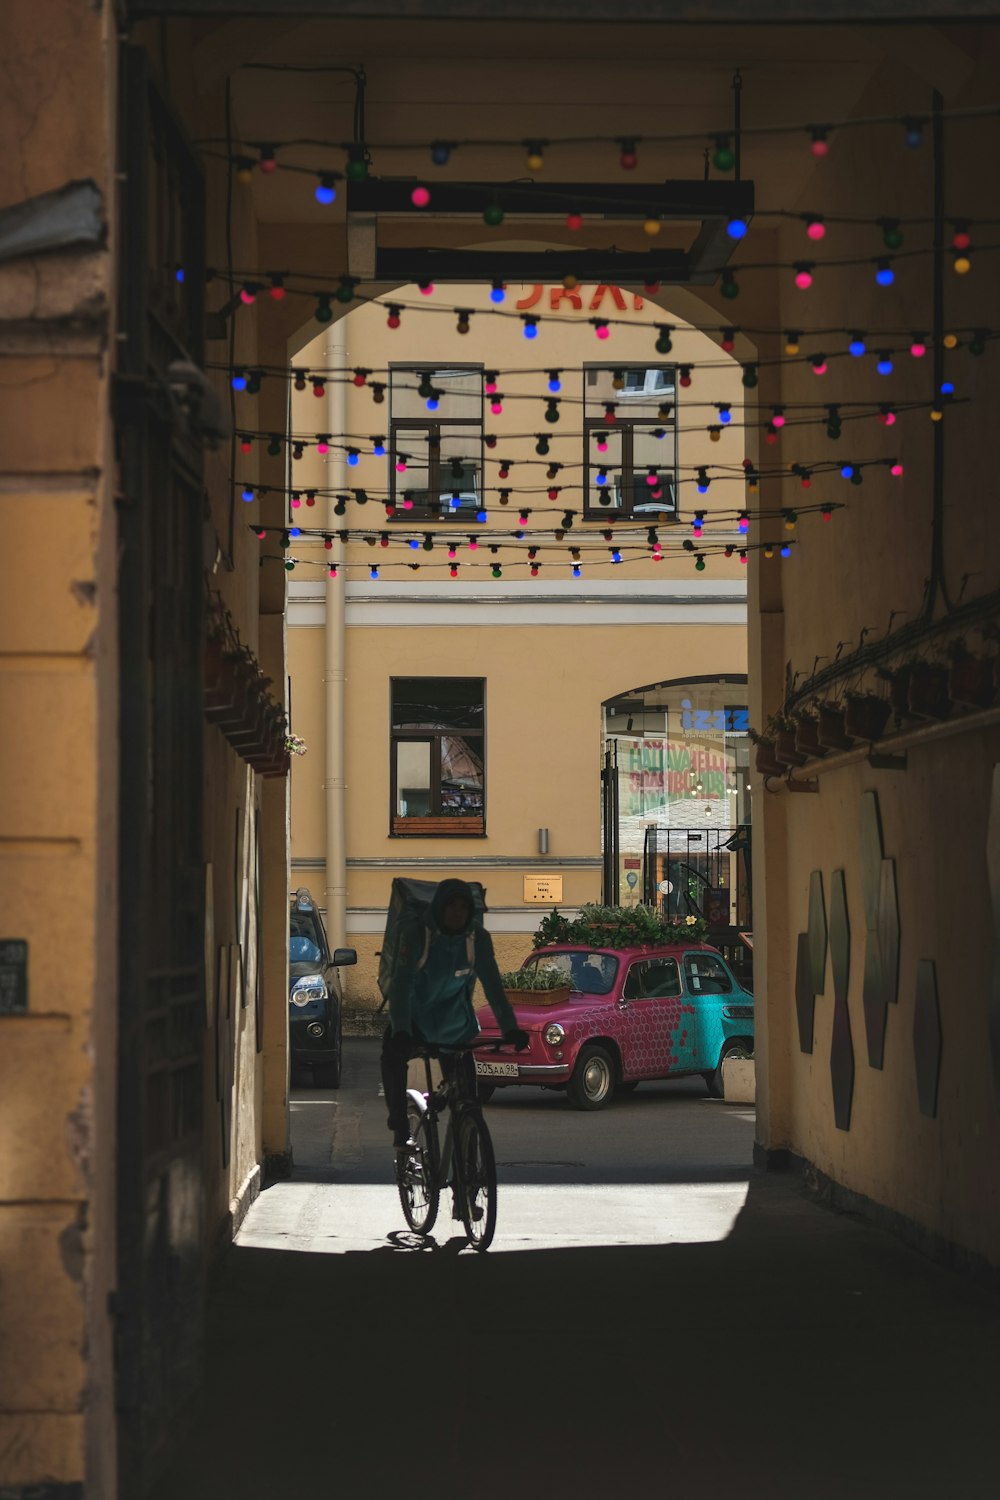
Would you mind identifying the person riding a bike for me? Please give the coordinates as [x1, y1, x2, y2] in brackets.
[381, 877, 528, 1150]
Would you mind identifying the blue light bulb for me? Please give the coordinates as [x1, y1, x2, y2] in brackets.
[431, 142, 450, 166]
[940, 380, 955, 396]
[490, 283, 506, 304]
[347, 450, 359, 466]
[523, 321, 538, 339]
[476, 508, 488, 523]
[572, 565, 582, 578]
[841, 464, 854, 479]
[875, 262, 895, 287]
[548, 375, 561, 393]
[697, 482, 709, 495]
[612, 550, 622, 563]
[780, 544, 792, 558]
[241, 487, 254, 503]
[175, 267, 185, 284]
[373, 442, 386, 457]
[720, 409, 732, 424]
[849, 337, 866, 357]
[289, 527, 301, 538]
[596, 472, 607, 486]
[370, 566, 379, 580]
[409, 538, 420, 549]
[449, 496, 461, 510]
[727, 217, 747, 241]
[231, 371, 247, 390]
[877, 354, 893, 376]
[426, 397, 439, 411]
[315, 178, 337, 205]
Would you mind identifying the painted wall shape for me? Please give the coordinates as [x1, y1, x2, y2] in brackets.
[860, 791, 888, 1069]
[988, 764, 1000, 1110]
[795, 930, 815, 1054]
[807, 870, 827, 995]
[829, 869, 854, 1131]
[913, 959, 942, 1118]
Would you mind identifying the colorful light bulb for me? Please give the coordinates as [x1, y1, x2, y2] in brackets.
[315, 174, 338, 205]
[805, 215, 826, 241]
[595, 321, 610, 340]
[910, 338, 926, 358]
[877, 352, 893, 376]
[726, 217, 747, 241]
[809, 127, 829, 157]
[410, 185, 430, 207]
[548, 371, 562, 393]
[794, 263, 813, 290]
[875, 259, 895, 286]
[849, 334, 866, 357]
[430, 141, 451, 166]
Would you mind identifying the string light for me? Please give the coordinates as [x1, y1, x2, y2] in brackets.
[793, 263, 814, 290]
[805, 214, 826, 241]
[547, 370, 562, 393]
[268, 274, 286, 301]
[430, 140, 452, 166]
[875, 258, 895, 286]
[490, 280, 506, 305]
[525, 140, 546, 171]
[411, 185, 430, 207]
[315, 173, 339, 205]
[849, 333, 866, 357]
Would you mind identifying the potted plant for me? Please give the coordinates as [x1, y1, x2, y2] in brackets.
[531, 904, 708, 951]
[793, 710, 826, 760]
[500, 965, 572, 1007]
[816, 699, 853, 752]
[720, 1045, 755, 1104]
[748, 727, 783, 777]
[947, 638, 997, 710]
[843, 690, 892, 742]
[878, 663, 915, 725]
[907, 659, 951, 719]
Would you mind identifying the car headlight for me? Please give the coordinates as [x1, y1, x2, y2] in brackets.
[290, 975, 326, 1008]
[543, 1022, 565, 1046]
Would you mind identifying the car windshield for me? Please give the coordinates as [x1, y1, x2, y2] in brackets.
[289, 912, 325, 964]
[523, 950, 619, 996]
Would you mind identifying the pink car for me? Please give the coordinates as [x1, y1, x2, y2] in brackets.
[474, 942, 755, 1110]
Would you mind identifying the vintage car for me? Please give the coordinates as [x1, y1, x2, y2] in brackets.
[474, 942, 754, 1110]
[288, 889, 357, 1088]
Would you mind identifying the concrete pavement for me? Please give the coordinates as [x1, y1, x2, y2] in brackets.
[150, 1039, 1000, 1499]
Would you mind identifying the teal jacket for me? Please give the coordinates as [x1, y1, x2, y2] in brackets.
[389, 886, 517, 1047]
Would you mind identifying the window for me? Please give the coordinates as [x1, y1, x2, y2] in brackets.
[389, 366, 483, 520]
[583, 365, 678, 518]
[623, 958, 682, 999]
[522, 950, 620, 995]
[683, 953, 733, 995]
[390, 677, 485, 834]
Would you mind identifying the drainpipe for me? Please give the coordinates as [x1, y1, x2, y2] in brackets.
[325, 326, 348, 945]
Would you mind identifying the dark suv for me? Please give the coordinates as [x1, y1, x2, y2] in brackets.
[289, 889, 357, 1088]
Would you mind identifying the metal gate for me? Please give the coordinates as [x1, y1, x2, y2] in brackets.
[115, 46, 207, 1496]
[601, 739, 620, 905]
[642, 823, 752, 929]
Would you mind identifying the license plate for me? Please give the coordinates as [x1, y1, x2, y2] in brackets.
[475, 1060, 519, 1079]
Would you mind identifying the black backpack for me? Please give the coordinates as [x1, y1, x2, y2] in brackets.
[377, 877, 486, 1011]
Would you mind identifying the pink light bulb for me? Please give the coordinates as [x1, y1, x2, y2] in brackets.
[290, 495, 301, 508]
[316, 439, 329, 454]
[910, 341, 926, 358]
[595, 324, 610, 340]
[772, 412, 785, 429]
[419, 282, 435, 296]
[646, 473, 658, 486]
[794, 268, 813, 290]
[891, 462, 904, 476]
[739, 552, 748, 565]
[411, 185, 430, 207]
[650, 488, 662, 500]
[402, 496, 413, 509]
[448, 547, 457, 559]
[484, 379, 498, 395]
[812, 358, 828, 375]
[468, 538, 478, 550]
[806, 218, 826, 241]
[883, 411, 897, 427]
[810, 138, 829, 159]
[328, 566, 337, 578]
[490, 399, 503, 415]
[396, 459, 407, 472]
[596, 438, 608, 453]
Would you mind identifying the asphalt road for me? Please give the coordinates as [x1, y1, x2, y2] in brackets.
[151, 1038, 1000, 1500]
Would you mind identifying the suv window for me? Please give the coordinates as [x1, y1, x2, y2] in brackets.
[289, 909, 328, 964]
[623, 958, 682, 999]
[683, 953, 733, 995]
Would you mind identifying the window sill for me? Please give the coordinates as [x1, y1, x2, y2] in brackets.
[392, 816, 486, 836]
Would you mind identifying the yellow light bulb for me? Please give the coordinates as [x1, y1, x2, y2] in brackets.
[709, 426, 721, 442]
[749, 480, 759, 493]
[943, 332, 958, 349]
[237, 167, 254, 186]
[785, 339, 800, 355]
[784, 519, 796, 530]
[562, 273, 578, 290]
[527, 152, 544, 171]
[930, 408, 943, 422]
[764, 546, 774, 558]
[954, 256, 971, 275]
[643, 218, 661, 237]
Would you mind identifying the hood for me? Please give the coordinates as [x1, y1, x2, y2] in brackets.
[429, 877, 479, 934]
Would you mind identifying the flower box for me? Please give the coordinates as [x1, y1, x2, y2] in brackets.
[754, 739, 784, 777]
[794, 715, 826, 760]
[907, 664, 950, 720]
[392, 816, 485, 836]
[843, 694, 891, 742]
[774, 729, 808, 767]
[504, 986, 572, 1008]
[817, 703, 853, 752]
[948, 654, 997, 709]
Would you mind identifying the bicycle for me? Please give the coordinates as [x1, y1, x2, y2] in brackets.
[396, 1039, 513, 1252]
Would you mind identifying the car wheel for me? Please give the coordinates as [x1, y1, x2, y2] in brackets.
[705, 1040, 744, 1099]
[567, 1044, 615, 1110]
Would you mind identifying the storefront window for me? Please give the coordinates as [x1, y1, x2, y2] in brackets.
[583, 365, 678, 518]
[389, 366, 483, 520]
[390, 678, 485, 834]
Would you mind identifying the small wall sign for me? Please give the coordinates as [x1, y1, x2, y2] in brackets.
[523, 875, 564, 904]
[0, 940, 28, 1014]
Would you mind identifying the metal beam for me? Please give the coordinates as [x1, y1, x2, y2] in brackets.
[347, 179, 755, 221]
[373, 247, 693, 282]
[126, 1, 1000, 19]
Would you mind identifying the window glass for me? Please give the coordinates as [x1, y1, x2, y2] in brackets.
[392, 367, 482, 422]
[683, 953, 733, 995]
[623, 958, 681, 999]
[440, 734, 484, 815]
[524, 951, 619, 995]
[289, 914, 324, 964]
[392, 679, 484, 731]
[395, 741, 431, 816]
[590, 427, 623, 511]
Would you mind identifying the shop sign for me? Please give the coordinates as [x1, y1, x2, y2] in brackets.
[515, 284, 646, 313]
[523, 875, 564, 904]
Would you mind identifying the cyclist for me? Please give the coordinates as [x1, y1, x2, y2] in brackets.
[381, 877, 529, 1150]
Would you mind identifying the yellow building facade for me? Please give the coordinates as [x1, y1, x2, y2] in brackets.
[285, 284, 749, 994]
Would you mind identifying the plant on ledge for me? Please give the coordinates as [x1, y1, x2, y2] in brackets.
[532, 903, 708, 950]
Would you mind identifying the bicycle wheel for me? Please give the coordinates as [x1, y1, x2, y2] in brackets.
[397, 1090, 440, 1235]
[455, 1108, 497, 1252]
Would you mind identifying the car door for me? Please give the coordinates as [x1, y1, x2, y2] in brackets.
[682, 950, 737, 1072]
[618, 956, 685, 1078]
